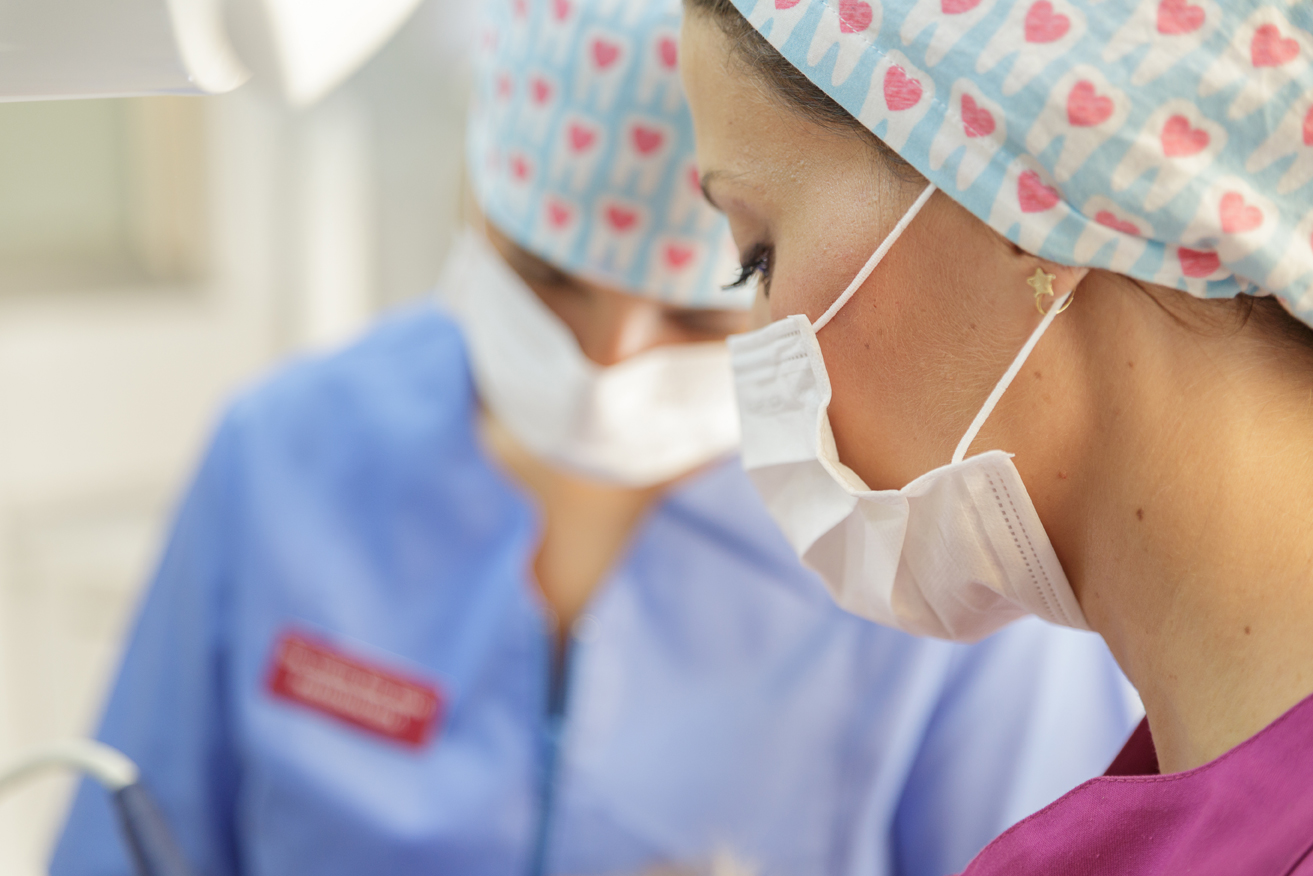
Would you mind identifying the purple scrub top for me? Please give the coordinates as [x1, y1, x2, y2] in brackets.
[959, 690, 1313, 875]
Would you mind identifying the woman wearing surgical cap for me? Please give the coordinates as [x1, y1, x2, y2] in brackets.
[680, 0, 1313, 873]
[52, 2, 1137, 875]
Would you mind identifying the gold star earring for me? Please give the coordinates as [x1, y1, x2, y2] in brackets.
[1027, 267, 1071, 315]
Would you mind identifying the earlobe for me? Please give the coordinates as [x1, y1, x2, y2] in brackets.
[1002, 235, 1089, 300]
[1042, 261, 1091, 297]
[1026, 260, 1089, 315]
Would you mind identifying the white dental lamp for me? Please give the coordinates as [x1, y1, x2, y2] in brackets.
[0, 0, 425, 106]
[0, 1, 424, 868]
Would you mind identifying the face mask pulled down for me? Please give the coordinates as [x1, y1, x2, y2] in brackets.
[728, 186, 1088, 642]
[439, 228, 740, 487]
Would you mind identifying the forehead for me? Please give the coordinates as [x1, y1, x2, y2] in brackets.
[681, 16, 781, 144]
[681, 15, 870, 183]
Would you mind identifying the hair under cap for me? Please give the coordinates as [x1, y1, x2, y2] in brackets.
[727, 0, 1313, 326]
[467, 0, 751, 309]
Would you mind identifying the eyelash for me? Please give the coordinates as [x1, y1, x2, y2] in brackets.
[725, 244, 773, 295]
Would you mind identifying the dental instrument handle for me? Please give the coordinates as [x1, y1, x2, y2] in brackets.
[113, 781, 197, 876]
[0, 740, 196, 876]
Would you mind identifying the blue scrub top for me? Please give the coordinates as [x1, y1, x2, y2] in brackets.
[52, 307, 1138, 876]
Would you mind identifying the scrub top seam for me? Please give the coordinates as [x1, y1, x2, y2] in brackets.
[1281, 834, 1313, 876]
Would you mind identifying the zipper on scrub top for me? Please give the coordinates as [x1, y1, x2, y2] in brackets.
[528, 624, 575, 876]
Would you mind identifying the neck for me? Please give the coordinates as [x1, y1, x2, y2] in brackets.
[479, 411, 663, 638]
[1066, 278, 1313, 772]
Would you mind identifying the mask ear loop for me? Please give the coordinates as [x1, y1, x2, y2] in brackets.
[951, 287, 1073, 464]
[812, 184, 937, 332]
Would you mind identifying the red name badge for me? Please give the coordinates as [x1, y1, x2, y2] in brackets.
[268, 631, 444, 748]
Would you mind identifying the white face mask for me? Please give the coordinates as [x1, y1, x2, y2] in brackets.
[728, 186, 1088, 642]
[439, 228, 741, 487]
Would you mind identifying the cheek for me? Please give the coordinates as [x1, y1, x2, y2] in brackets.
[758, 207, 972, 486]
[767, 216, 879, 323]
[818, 216, 1028, 489]
[761, 162, 909, 323]
[820, 267, 954, 487]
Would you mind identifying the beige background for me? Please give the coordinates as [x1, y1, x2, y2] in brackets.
[0, 3, 475, 872]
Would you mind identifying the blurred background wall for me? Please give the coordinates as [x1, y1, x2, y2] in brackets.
[0, 3, 474, 871]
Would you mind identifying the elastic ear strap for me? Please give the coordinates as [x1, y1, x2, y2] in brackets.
[952, 289, 1072, 464]
[813, 183, 937, 332]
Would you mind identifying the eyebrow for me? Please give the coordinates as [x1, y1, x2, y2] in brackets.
[699, 169, 730, 212]
[700, 167, 756, 214]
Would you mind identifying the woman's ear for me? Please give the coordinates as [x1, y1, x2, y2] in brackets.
[997, 235, 1088, 301]
[1041, 261, 1090, 298]
[1017, 258, 1089, 316]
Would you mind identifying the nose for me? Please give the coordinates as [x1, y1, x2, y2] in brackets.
[574, 289, 670, 367]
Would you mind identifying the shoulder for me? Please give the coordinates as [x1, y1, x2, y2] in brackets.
[182, 305, 522, 606]
[657, 460, 805, 578]
[232, 304, 468, 429]
[222, 305, 473, 464]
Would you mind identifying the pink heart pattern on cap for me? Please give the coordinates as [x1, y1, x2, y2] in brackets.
[961, 94, 995, 138]
[732, 0, 1313, 327]
[1024, 1, 1070, 43]
[1156, 0, 1204, 35]
[883, 65, 923, 111]
[839, 0, 874, 33]
[1160, 115, 1209, 157]
[1066, 80, 1114, 127]
[469, 0, 746, 309]
[1250, 23, 1299, 67]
